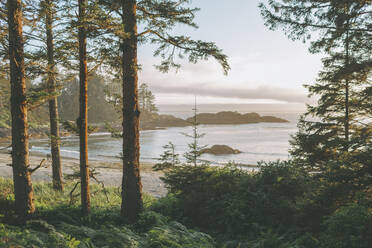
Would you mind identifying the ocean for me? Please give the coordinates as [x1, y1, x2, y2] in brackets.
[29, 107, 303, 166]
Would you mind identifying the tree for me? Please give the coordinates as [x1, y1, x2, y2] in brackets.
[42, 0, 63, 191]
[7, 0, 35, 218]
[260, 0, 372, 197]
[78, 0, 90, 216]
[182, 102, 207, 166]
[153, 142, 180, 171]
[120, 0, 142, 221]
[58, 74, 119, 123]
[96, 0, 230, 221]
[138, 83, 158, 114]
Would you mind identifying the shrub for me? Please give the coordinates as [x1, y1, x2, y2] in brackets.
[157, 161, 315, 238]
[320, 203, 372, 248]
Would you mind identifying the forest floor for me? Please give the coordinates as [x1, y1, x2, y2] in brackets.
[0, 151, 166, 198]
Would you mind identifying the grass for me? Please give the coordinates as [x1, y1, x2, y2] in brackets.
[0, 177, 214, 248]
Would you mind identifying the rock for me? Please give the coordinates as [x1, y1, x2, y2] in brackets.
[202, 145, 241, 155]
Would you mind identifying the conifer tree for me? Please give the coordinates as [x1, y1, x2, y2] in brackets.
[183, 101, 207, 166]
[97, 0, 230, 221]
[153, 142, 180, 171]
[7, 0, 35, 218]
[78, 0, 91, 216]
[260, 0, 372, 193]
[138, 83, 158, 114]
[41, 0, 63, 191]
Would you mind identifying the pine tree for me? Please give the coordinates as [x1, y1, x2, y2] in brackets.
[138, 83, 158, 114]
[153, 142, 180, 171]
[260, 1, 372, 194]
[120, 0, 143, 222]
[182, 102, 207, 166]
[41, 0, 63, 191]
[96, 0, 230, 221]
[78, 0, 90, 216]
[7, 0, 35, 218]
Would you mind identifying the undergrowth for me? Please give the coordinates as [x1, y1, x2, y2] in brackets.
[0, 178, 214, 248]
[151, 161, 372, 247]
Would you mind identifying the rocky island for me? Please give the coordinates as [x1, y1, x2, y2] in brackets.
[202, 145, 242, 155]
[186, 111, 288, 125]
[140, 111, 288, 130]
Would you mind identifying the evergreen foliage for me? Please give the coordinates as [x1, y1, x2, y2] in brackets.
[261, 0, 372, 199]
[58, 74, 119, 123]
[153, 142, 180, 172]
[138, 83, 158, 114]
[153, 161, 372, 247]
[182, 103, 208, 166]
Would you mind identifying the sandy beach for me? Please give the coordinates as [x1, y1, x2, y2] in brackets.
[0, 150, 167, 198]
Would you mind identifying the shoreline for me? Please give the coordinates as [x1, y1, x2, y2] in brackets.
[0, 151, 167, 198]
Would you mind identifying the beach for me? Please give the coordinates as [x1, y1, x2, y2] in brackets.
[0, 150, 166, 198]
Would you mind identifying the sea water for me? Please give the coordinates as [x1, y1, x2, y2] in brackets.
[29, 112, 301, 166]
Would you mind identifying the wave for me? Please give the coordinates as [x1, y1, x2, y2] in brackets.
[89, 132, 112, 137]
[60, 149, 80, 155]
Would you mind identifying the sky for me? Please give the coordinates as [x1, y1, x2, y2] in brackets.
[137, 0, 323, 108]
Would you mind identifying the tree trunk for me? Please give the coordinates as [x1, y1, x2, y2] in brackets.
[45, 0, 63, 191]
[344, 8, 350, 151]
[78, 0, 90, 215]
[7, 0, 35, 218]
[121, 0, 143, 221]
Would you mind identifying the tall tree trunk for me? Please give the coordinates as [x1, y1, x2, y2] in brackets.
[7, 0, 35, 218]
[121, 0, 143, 221]
[78, 0, 90, 215]
[45, 0, 63, 191]
[344, 8, 350, 151]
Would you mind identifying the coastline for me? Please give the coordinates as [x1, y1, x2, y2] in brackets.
[0, 150, 166, 198]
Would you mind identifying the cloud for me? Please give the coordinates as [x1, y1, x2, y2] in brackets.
[150, 82, 312, 104]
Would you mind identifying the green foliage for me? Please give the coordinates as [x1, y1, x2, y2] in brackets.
[0, 177, 215, 248]
[62, 120, 98, 136]
[138, 83, 158, 114]
[97, 0, 230, 75]
[154, 160, 372, 246]
[145, 221, 214, 248]
[58, 74, 119, 124]
[182, 104, 208, 166]
[222, 229, 300, 248]
[320, 203, 372, 248]
[0, 222, 81, 248]
[155, 161, 314, 238]
[153, 142, 180, 171]
[262, 0, 372, 204]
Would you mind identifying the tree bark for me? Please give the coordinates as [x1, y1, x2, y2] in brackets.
[45, 0, 63, 191]
[78, 0, 90, 215]
[7, 0, 35, 218]
[121, 0, 143, 221]
[344, 6, 350, 151]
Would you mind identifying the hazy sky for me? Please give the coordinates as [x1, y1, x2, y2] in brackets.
[138, 0, 323, 106]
